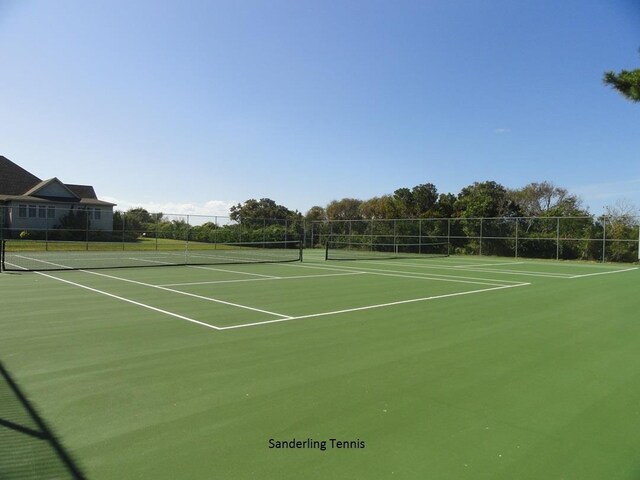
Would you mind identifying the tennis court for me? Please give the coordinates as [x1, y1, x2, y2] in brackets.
[1, 247, 639, 479]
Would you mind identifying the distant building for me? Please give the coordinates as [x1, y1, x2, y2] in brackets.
[0, 155, 115, 235]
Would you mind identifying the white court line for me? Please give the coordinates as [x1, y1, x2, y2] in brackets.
[354, 260, 575, 279]
[569, 267, 639, 279]
[32, 271, 221, 330]
[285, 262, 526, 287]
[125, 257, 279, 278]
[14, 255, 74, 269]
[10, 260, 534, 333]
[454, 261, 526, 268]
[13, 254, 291, 319]
[80, 270, 292, 319]
[159, 271, 366, 287]
[218, 283, 530, 330]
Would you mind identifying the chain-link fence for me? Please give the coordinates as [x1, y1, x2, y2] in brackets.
[0, 204, 302, 249]
[2, 205, 637, 263]
[307, 216, 640, 263]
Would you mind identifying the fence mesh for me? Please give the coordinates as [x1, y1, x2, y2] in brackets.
[308, 216, 639, 263]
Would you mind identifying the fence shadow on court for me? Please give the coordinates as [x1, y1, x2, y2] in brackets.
[0, 361, 87, 479]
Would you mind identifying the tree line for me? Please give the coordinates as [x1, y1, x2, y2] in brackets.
[305, 181, 591, 222]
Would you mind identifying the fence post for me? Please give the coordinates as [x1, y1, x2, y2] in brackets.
[479, 218, 483, 256]
[556, 217, 560, 260]
[514, 218, 519, 258]
[85, 208, 89, 251]
[602, 216, 607, 263]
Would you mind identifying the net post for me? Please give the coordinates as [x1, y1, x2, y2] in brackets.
[325, 239, 330, 261]
[1, 240, 5, 273]
[299, 235, 304, 262]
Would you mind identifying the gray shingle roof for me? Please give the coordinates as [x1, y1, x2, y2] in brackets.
[0, 155, 41, 195]
[0, 155, 114, 206]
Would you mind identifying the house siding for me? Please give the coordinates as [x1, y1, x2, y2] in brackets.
[4, 201, 114, 234]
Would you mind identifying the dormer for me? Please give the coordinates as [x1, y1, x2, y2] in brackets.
[23, 177, 81, 200]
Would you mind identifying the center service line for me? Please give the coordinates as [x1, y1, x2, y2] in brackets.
[81, 269, 293, 319]
[218, 282, 531, 331]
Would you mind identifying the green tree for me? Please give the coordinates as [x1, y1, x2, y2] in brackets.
[433, 193, 457, 218]
[509, 181, 587, 217]
[229, 198, 300, 222]
[326, 198, 363, 221]
[391, 183, 438, 217]
[455, 181, 518, 218]
[602, 199, 639, 262]
[392, 188, 414, 217]
[412, 183, 439, 217]
[119, 208, 162, 233]
[604, 51, 640, 102]
[305, 206, 327, 222]
[359, 195, 403, 219]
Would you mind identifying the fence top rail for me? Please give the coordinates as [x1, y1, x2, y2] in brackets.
[310, 215, 639, 223]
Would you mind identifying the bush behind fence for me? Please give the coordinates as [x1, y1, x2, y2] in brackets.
[308, 216, 640, 263]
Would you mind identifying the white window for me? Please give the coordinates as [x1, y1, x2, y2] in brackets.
[28, 205, 36, 217]
[19, 205, 27, 217]
[38, 205, 47, 218]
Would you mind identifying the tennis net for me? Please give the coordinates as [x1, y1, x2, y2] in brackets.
[1, 239, 302, 272]
[325, 240, 449, 261]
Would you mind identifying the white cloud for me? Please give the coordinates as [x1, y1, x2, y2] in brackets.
[102, 197, 237, 218]
[493, 128, 510, 134]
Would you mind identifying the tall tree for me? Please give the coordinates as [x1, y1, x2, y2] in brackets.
[392, 188, 414, 217]
[392, 183, 438, 217]
[603, 198, 638, 226]
[412, 183, 439, 216]
[455, 181, 517, 217]
[326, 198, 363, 220]
[603, 51, 640, 102]
[509, 181, 587, 217]
[359, 195, 403, 219]
[305, 206, 327, 223]
[229, 198, 299, 221]
[433, 193, 457, 218]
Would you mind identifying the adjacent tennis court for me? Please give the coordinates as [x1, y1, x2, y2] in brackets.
[1, 248, 639, 479]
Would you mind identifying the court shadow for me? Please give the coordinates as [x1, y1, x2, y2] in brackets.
[0, 361, 87, 479]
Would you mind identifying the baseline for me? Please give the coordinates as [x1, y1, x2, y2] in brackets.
[568, 267, 638, 279]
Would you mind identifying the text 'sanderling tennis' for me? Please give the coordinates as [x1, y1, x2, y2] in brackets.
[268, 438, 365, 451]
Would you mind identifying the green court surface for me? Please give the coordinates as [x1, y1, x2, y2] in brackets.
[1, 251, 639, 479]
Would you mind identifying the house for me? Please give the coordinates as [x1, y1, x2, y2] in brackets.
[0, 155, 115, 236]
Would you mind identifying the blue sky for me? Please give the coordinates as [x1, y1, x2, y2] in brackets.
[1, 0, 639, 217]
